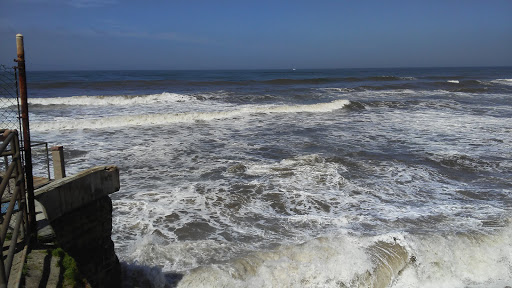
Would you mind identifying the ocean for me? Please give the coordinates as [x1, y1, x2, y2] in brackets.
[22, 67, 512, 287]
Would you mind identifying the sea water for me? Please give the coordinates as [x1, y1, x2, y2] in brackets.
[12, 68, 512, 287]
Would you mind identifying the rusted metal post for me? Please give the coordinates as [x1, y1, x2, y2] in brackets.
[16, 34, 37, 238]
[51, 146, 66, 179]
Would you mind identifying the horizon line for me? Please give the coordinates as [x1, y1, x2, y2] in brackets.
[26, 65, 512, 72]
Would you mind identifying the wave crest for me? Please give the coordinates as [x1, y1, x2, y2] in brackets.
[32, 99, 350, 131]
[491, 79, 512, 86]
[177, 236, 409, 288]
[29, 92, 195, 106]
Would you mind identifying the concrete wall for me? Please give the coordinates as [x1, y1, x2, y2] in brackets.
[35, 166, 121, 288]
[35, 166, 120, 220]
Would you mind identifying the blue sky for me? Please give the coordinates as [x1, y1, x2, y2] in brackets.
[1, 0, 511, 70]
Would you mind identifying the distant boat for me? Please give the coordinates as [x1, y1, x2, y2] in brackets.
[292, 68, 296, 71]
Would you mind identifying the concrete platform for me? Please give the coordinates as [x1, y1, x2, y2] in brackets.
[22, 249, 61, 288]
[20, 166, 120, 287]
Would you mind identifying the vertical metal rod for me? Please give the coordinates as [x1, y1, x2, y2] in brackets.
[0, 253, 6, 287]
[16, 34, 36, 239]
[45, 142, 50, 179]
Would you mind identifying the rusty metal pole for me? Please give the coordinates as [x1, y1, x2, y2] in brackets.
[16, 34, 37, 238]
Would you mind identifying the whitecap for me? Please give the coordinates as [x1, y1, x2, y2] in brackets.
[31, 99, 351, 131]
[28, 92, 195, 106]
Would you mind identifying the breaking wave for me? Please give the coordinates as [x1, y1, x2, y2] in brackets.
[120, 224, 512, 288]
[31, 99, 350, 131]
[177, 236, 410, 288]
[29, 92, 196, 106]
[491, 78, 512, 86]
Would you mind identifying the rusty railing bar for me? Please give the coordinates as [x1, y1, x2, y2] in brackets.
[4, 210, 23, 279]
[0, 185, 20, 247]
[0, 161, 17, 200]
[0, 254, 6, 288]
[16, 34, 36, 236]
[0, 132, 15, 154]
[30, 141, 47, 146]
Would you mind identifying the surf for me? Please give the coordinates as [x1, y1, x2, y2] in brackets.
[30, 99, 351, 131]
[28, 92, 196, 106]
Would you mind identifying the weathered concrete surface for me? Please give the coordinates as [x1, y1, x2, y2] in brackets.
[33, 166, 121, 288]
[5, 242, 27, 288]
[23, 249, 62, 288]
[34, 200, 56, 243]
[35, 166, 120, 221]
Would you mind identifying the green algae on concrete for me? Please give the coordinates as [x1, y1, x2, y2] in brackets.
[22, 247, 90, 288]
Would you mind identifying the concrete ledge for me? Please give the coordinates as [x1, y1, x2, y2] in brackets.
[34, 166, 120, 221]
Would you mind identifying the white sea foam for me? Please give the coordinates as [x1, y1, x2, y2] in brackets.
[376, 89, 416, 95]
[111, 149, 512, 286]
[31, 99, 350, 131]
[119, 225, 512, 288]
[24, 69, 512, 288]
[317, 87, 354, 92]
[177, 235, 408, 288]
[394, 223, 512, 288]
[491, 78, 512, 86]
[28, 92, 195, 106]
[447, 80, 459, 84]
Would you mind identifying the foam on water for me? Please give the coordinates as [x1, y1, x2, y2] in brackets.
[491, 78, 512, 86]
[110, 153, 355, 271]
[117, 224, 512, 288]
[317, 87, 355, 93]
[121, 223, 512, 287]
[55, 87, 509, 281]
[176, 235, 396, 288]
[30, 99, 350, 131]
[26, 72, 512, 287]
[394, 222, 512, 288]
[109, 143, 510, 284]
[29, 92, 195, 106]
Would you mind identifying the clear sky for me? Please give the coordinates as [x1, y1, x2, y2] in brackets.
[1, 0, 511, 70]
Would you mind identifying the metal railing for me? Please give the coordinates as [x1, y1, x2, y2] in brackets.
[0, 129, 28, 287]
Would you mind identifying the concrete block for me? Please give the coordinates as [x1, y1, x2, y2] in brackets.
[34, 166, 120, 221]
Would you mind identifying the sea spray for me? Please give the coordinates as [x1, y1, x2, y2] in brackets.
[119, 226, 512, 287]
[177, 235, 409, 288]
[394, 222, 512, 288]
